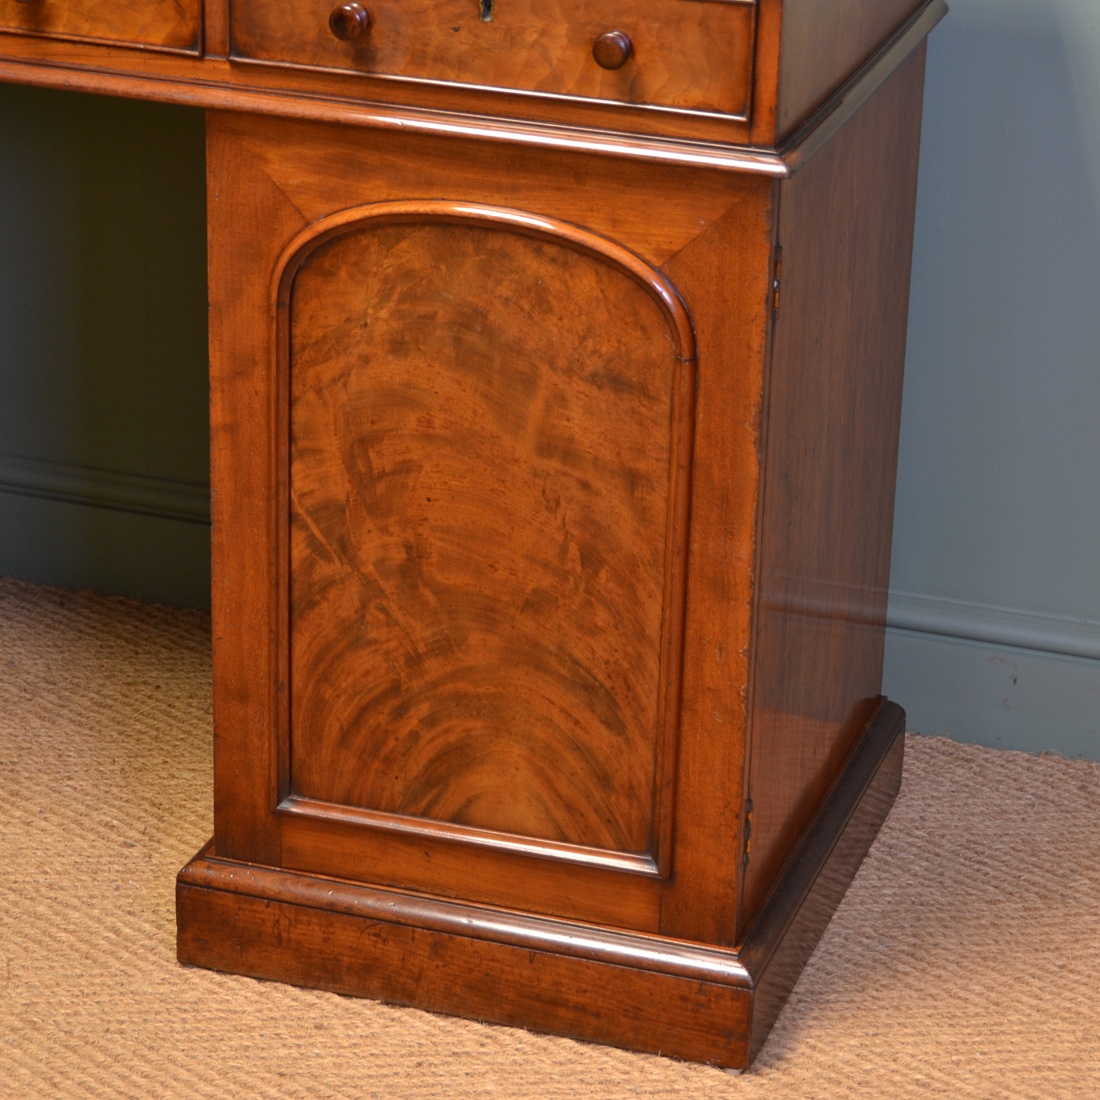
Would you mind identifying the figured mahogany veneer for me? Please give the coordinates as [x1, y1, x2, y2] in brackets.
[0, 0, 944, 146]
[184, 43, 931, 1063]
[232, 0, 755, 117]
[282, 204, 694, 871]
[180, 701, 906, 1068]
[0, 0, 945, 1071]
[0, 0, 200, 54]
[201, 107, 772, 931]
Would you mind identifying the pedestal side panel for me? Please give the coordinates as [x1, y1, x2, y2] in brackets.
[742, 47, 926, 930]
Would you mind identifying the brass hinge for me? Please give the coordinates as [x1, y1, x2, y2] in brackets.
[771, 247, 783, 320]
[743, 798, 754, 866]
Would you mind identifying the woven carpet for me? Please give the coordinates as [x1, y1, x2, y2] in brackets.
[1, 576, 1098, 1099]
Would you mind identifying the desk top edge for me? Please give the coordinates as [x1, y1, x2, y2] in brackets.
[0, 0, 944, 176]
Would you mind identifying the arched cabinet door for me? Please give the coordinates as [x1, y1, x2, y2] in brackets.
[272, 201, 696, 929]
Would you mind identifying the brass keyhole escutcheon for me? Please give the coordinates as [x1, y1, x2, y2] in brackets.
[592, 31, 633, 70]
[329, 2, 371, 40]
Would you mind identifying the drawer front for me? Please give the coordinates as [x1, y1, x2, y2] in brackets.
[232, 0, 755, 117]
[0, 0, 200, 52]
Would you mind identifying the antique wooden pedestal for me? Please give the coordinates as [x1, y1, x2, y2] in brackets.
[0, 0, 944, 1068]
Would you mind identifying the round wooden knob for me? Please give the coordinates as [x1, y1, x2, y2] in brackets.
[592, 31, 633, 70]
[329, 2, 371, 40]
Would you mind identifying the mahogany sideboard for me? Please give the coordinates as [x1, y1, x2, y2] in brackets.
[0, 0, 945, 1068]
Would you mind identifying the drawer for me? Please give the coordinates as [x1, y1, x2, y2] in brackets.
[232, 0, 755, 117]
[0, 0, 200, 53]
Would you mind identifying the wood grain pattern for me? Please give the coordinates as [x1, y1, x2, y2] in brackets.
[740, 701, 905, 1060]
[277, 807, 664, 927]
[655, 192, 777, 945]
[232, 0, 755, 116]
[204, 0, 231, 58]
[0, 0, 940, 1066]
[204, 110, 756, 931]
[746, 0, 781, 146]
[0, 32, 758, 147]
[0, 0, 200, 53]
[176, 700, 903, 1069]
[279, 793, 662, 875]
[179, 840, 747, 985]
[177, 874, 754, 1068]
[0, 0, 942, 148]
[740, 47, 926, 930]
[207, 111, 311, 868]
[240, 118, 764, 268]
[283, 205, 695, 858]
[198, 19, 934, 1054]
[0, 46, 777, 172]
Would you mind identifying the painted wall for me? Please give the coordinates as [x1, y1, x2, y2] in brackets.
[882, 0, 1100, 759]
[0, 84, 209, 609]
[0, 1, 1097, 756]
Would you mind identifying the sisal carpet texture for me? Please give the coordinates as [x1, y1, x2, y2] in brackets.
[0, 576, 1098, 1099]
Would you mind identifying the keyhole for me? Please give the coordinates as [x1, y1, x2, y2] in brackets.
[479, 0, 493, 22]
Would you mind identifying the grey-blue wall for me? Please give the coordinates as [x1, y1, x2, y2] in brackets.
[0, 0, 1097, 757]
[0, 84, 209, 609]
[882, 0, 1100, 759]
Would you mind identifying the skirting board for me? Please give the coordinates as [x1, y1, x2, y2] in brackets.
[0, 453, 210, 524]
[0, 489, 211, 610]
[176, 702, 905, 1069]
[887, 591, 1100, 662]
[884, 626, 1100, 760]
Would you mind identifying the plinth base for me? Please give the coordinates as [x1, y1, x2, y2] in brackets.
[177, 703, 905, 1068]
